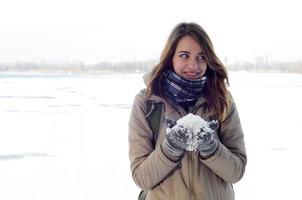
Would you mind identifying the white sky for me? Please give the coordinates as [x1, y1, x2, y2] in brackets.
[0, 0, 302, 63]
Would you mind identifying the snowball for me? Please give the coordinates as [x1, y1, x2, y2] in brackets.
[177, 113, 208, 135]
[175, 113, 215, 151]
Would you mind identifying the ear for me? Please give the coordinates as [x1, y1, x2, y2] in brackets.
[209, 120, 219, 131]
[165, 117, 176, 128]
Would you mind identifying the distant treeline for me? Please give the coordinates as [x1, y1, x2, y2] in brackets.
[228, 60, 302, 73]
[0, 59, 301, 74]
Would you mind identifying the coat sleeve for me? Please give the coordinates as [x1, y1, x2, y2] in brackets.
[200, 95, 247, 184]
[128, 93, 180, 190]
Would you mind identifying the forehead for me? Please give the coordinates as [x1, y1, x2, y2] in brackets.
[176, 35, 203, 52]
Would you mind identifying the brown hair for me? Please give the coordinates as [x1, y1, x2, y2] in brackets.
[146, 22, 230, 121]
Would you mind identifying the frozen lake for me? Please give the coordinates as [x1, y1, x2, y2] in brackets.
[0, 71, 301, 199]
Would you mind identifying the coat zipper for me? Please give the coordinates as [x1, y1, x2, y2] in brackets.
[188, 152, 197, 200]
[193, 153, 198, 200]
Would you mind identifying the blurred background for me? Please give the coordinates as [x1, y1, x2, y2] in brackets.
[1, 0, 302, 71]
[0, 0, 301, 199]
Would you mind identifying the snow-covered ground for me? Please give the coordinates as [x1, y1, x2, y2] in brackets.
[0, 71, 301, 199]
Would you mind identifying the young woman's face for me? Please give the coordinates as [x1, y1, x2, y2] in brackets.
[172, 36, 207, 80]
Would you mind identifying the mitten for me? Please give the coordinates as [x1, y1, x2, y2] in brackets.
[197, 120, 219, 158]
[161, 118, 191, 161]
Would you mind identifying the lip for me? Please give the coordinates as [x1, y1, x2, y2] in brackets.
[183, 72, 201, 80]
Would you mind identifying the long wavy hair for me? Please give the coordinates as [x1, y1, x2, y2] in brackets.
[146, 22, 230, 121]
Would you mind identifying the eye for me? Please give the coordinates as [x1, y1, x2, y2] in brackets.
[179, 53, 189, 59]
[196, 55, 205, 62]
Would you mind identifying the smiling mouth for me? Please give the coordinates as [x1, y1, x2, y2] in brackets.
[185, 72, 199, 76]
[184, 72, 201, 79]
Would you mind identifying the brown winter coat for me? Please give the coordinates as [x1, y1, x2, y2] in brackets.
[128, 78, 247, 200]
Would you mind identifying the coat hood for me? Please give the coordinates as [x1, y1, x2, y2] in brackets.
[143, 71, 153, 87]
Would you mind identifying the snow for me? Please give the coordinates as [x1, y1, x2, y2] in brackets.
[177, 113, 208, 134]
[175, 113, 216, 151]
[0, 71, 302, 199]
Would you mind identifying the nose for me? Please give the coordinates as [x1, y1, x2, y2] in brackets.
[187, 59, 199, 71]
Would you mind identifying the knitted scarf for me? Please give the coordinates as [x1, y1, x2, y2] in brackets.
[162, 69, 207, 107]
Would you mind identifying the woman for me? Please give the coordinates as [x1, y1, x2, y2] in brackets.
[128, 22, 247, 200]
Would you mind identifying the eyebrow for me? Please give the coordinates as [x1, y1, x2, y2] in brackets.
[177, 51, 204, 55]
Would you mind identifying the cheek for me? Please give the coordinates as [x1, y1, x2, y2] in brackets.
[172, 59, 184, 73]
[173, 66, 182, 77]
[200, 64, 207, 75]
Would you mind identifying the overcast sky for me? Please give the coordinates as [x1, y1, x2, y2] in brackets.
[0, 0, 301, 63]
